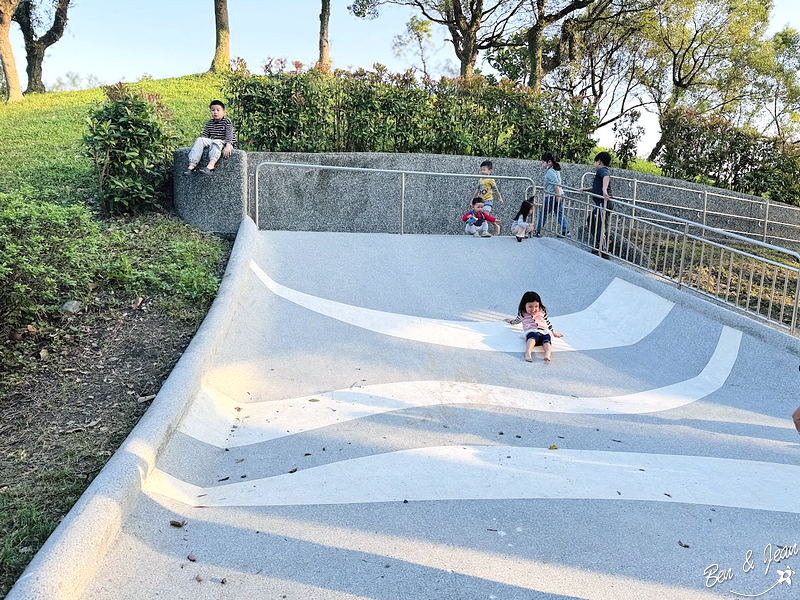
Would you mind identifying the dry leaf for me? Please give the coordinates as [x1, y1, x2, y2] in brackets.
[678, 541, 690, 548]
[235, 458, 244, 463]
[39, 349, 49, 359]
[221, 578, 227, 584]
[131, 297, 143, 309]
[288, 468, 298, 474]
[169, 520, 186, 528]
[195, 574, 203, 582]
[548, 445, 558, 450]
[217, 477, 229, 482]
[309, 398, 320, 403]
[188, 552, 197, 562]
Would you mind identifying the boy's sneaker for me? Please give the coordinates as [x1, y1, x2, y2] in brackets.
[473, 232, 481, 237]
[198, 166, 214, 175]
[182, 168, 194, 177]
[533, 232, 541, 238]
[479, 231, 492, 237]
[558, 231, 571, 238]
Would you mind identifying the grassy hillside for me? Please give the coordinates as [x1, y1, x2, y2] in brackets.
[0, 74, 232, 598]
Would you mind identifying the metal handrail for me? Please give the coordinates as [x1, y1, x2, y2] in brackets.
[253, 161, 538, 231]
[580, 171, 800, 245]
[542, 184, 800, 334]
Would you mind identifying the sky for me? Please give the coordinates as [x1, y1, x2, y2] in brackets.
[8, 0, 800, 155]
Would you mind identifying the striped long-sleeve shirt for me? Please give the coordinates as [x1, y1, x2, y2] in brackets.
[201, 117, 237, 147]
[509, 309, 553, 333]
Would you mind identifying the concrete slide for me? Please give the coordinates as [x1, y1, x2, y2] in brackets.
[9, 218, 800, 600]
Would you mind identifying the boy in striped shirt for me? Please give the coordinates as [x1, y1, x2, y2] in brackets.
[183, 100, 237, 176]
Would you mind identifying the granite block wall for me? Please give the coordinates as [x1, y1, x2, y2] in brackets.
[173, 150, 800, 249]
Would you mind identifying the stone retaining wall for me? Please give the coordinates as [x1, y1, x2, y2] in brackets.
[173, 149, 800, 248]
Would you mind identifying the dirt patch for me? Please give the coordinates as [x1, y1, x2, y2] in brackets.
[0, 272, 227, 597]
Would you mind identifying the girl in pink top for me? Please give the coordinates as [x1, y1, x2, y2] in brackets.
[504, 291, 563, 362]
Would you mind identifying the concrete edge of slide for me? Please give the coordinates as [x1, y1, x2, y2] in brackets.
[5, 217, 260, 600]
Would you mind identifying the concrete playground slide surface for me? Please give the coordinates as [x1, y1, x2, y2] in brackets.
[15, 224, 800, 600]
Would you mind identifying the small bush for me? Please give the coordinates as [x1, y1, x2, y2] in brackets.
[84, 83, 176, 214]
[0, 194, 101, 332]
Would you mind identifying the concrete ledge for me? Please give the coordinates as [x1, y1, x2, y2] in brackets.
[173, 148, 248, 235]
[6, 217, 259, 600]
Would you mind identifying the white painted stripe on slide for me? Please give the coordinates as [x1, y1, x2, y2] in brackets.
[178, 327, 741, 448]
[249, 260, 674, 352]
[144, 445, 800, 513]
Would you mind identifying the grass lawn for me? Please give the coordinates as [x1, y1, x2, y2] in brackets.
[0, 73, 232, 598]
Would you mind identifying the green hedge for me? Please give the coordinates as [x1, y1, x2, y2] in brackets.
[658, 109, 800, 205]
[223, 64, 598, 162]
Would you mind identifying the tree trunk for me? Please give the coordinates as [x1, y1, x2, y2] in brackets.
[24, 42, 44, 93]
[208, 0, 229, 73]
[647, 134, 665, 162]
[526, 22, 545, 93]
[319, 0, 330, 68]
[13, 0, 70, 94]
[0, 0, 22, 101]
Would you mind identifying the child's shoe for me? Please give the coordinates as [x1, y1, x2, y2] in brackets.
[198, 166, 215, 175]
[182, 168, 194, 177]
[516, 235, 523, 242]
[479, 231, 492, 237]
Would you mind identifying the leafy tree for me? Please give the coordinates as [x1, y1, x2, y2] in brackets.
[319, 0, 331, 68]
[12, 0, 70, 94]
[208, 0, 229, 72]
[349, 0, 526, 77]
[392, 15, 435, 76]
[519, 0, 597, 92]
[752, 27, 800, 146]
[0, 0, 23, 101]
[640, 0, 771, 160]
[543, 0, 655, 129]
[612, 109, 644, 168]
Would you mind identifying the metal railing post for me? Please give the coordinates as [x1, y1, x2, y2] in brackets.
[764, 197, 770, 243]
[677, 222, 689, 288]
[702, 191, 708, 229]
[400, 172, 406, 235]
[254, 166, 260, 229]
[792, 267, 800, 336]
[632, 179, 638, 219]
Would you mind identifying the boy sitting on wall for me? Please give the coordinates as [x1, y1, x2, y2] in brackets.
[183, 100, 237, 176]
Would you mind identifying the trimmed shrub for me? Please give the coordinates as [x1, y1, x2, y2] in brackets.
[83, 83, 176, 214]
[223, 62, 598, 163]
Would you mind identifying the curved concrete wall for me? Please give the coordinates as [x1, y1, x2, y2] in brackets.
[173, 150, 799, 246]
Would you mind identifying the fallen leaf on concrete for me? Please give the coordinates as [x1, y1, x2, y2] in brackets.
[548, 445, 558, 450]
[217, 477, 229, 482]
[664, 493, 672, 498]
[612, 439, 622, 443]
[170, 520, 186, 528]
[309, 398, 320, 403]
[137, 394, 156, 404]
[288, 468, 298, 474]
[234, 406, 242, 412]
[235, 458, 244, 463]
[196, 574, 203, 582]
[188, 552, 197, 562]
[678, 541, 690, 548]
[221, 578, 227, 584]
